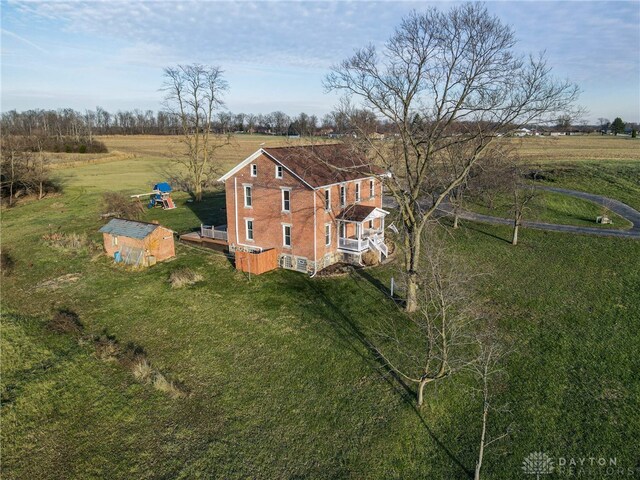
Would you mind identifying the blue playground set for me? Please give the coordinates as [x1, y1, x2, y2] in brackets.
[131, 182, 176, 210]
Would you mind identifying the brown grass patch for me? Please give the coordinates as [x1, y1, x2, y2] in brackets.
[42, 231, 93, 252]
[49, 309, 84, 336]
[169, 267, 204, 288]
[1, 249, 14, 276]
[36, 273, 82, 290]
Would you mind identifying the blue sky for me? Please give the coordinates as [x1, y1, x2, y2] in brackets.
[1, 1, 639, 123]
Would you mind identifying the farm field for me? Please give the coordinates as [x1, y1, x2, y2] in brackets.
[2, 135, 640, 479]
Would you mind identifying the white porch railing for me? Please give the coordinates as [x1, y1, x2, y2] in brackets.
[338, 237, 369, 251]
[201, 224, 228, 241]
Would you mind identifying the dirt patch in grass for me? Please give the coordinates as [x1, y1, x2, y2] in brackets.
[36, 273, 82, 290]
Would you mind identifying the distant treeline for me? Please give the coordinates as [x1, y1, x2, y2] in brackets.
[1, 107, 392, 137]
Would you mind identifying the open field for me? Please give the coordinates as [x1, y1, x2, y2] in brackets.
[2, 135, 640, 478]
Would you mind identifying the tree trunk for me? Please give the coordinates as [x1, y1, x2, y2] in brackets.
[417, 378, 428, 406]
[404, 226, 422, 312]
[512, 221, 519, 245]
[194, 183, 203, 202]
[475, 403, 489, 480]
[453, 213, 459, 229]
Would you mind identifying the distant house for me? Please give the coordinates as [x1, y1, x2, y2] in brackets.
[216, 145, 389, 274]
[99, 218, 175, 267]
[513, 128, 532, 137]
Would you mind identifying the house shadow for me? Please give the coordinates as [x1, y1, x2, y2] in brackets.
[302, 277, 473, 477]
[183, 189, 227, 228]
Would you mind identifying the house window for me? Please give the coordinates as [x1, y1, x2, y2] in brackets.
[246, 219, 254, 241]
[275, 165, 283, 179]
[325, 224, 331, 246]
[112, 236, 118, 246]
[368, 220, 374, 229]
[369, 180, 375, 199]
[251, 164, 257, 177]
[283, 224, 292, 247]
[244, 185, 252, 207]
[340, 185, 346, 207]
[324, 189, 331, 211]
[282, 189, 291, 212]
[355, 183, 361, 202]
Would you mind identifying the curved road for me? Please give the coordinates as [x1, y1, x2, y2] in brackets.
[439, 186, 640, 239]
[383, 188, 640, 239]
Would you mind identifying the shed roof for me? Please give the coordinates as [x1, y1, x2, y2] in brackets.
[99, 218, 162, 239]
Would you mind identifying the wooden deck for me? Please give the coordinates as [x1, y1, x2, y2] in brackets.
[179, 231, 229, 252]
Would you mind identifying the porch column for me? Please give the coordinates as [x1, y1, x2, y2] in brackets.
[357, 221, 362, 248]
[381, 216, 385, 233]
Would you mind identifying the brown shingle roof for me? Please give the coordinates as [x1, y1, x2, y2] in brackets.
[263, 144, 385, 188]
[336, 205, 378, 222]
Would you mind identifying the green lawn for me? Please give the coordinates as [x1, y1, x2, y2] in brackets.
[2, 158, 640, 479]
[465, 190, 632, 229]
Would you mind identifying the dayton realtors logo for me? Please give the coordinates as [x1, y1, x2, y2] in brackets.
[522, 451, 638, 477]
[522, 452, 554, 479]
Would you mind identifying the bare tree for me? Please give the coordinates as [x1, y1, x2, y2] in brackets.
[325, 3, 579, 311]
[507, 160, 539, 246]
[468, 332, 510, 480]
[370, 238, 480, 407]
[162, 64, 229, 201]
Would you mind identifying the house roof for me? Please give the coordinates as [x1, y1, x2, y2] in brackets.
[336, 205, 389, 223]
[218, 145, 386, 188]
[99, 218, 163, 239]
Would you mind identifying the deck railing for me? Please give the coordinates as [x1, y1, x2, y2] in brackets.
[338, 237, 369, 251]
[201, 224, 228, 241]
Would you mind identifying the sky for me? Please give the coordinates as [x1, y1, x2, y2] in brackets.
[1, 0, 639, 123]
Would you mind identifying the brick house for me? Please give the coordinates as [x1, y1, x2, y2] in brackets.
[99, 218, 175, 267]
[218, 144, 389, 274]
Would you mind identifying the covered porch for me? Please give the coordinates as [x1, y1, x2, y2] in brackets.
[336, 205, 389, 257]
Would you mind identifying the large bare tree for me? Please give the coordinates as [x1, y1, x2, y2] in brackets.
[162, 64, 229, 201]
[325, 3, 579, 311]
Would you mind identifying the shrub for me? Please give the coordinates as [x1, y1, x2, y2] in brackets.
[78, 144, 87, 154]
[361, 250, 380, 266]
[101, 192, 145, 220]
[169, 268, 204, 288]
[1, 249, 14, 276]
[49, 309, 84, 335]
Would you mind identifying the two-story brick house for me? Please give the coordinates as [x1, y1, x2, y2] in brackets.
[217, 144, 389, 274]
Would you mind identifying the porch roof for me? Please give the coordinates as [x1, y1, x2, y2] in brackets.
[336, 205, 389, 223]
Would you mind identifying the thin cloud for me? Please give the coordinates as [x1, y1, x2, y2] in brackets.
[0, 28, 49, 53]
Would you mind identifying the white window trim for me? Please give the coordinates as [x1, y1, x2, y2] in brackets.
[243, 184, 253, 208]
[325, 223, 331, 246]
[275, 165, 283, 179]
[355, 182, 361, 203]
[340, 184, 346, 207]
[250, 164, 257, 177]
[324, 188, 331, 211]
[112, 236, 118, 246]
[281, 188, 291, 213]
[282, 223, 292, 248]
[245, 218, 254, 241]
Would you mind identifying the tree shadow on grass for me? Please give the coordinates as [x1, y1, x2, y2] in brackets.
[302, 276, 473, 478]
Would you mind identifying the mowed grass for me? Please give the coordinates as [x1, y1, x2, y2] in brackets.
[2, 136, 640, 479]
[465, 189, 632, 229]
